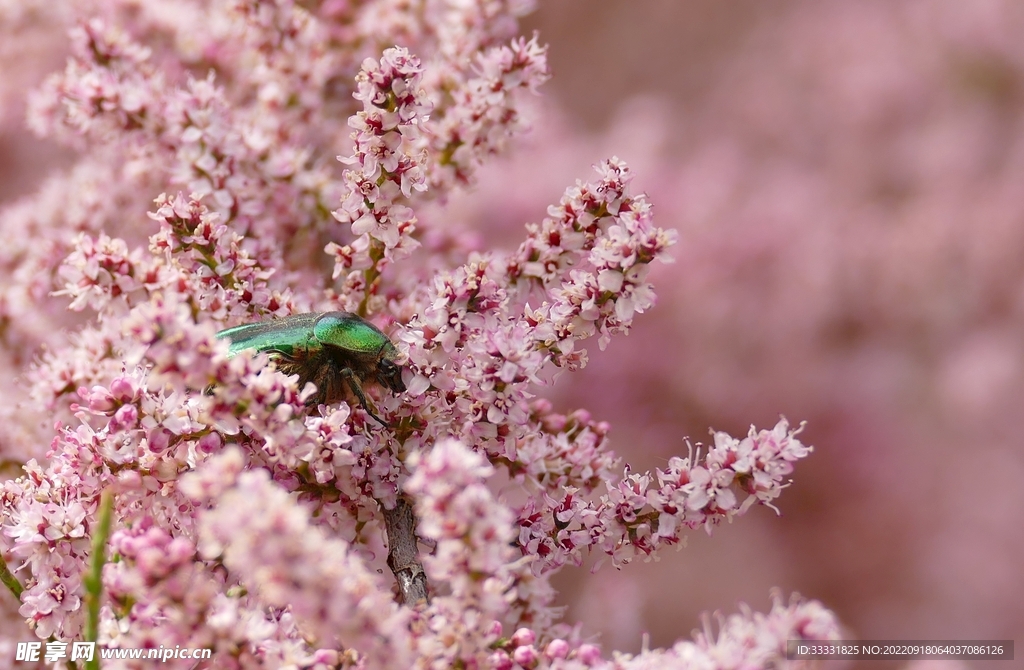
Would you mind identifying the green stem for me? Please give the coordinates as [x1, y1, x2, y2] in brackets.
[356, 239, 386, 317]
[83, 488, 114, 670]
[0, 551, 24, 600]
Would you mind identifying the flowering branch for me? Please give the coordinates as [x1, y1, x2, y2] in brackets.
[0, 2, 842, 667]
[519, 420, 812, 574]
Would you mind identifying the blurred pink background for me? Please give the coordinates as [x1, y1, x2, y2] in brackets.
[2, 1, 1021, 668]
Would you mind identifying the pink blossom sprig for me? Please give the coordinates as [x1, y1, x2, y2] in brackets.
[102, 519, 228, 654]
[426, 35, 550, 191]
[603, 592, 840, 669]
[148, 193, 294, 321]
[0, 158, 112, 324]
[396, 160, 675, 460]
[189, 452, 412, 668]
[354, 4, 549, 195]
[394, 159, 780, 577]
[102, 461, 392, 666]
[40, 193, 295, 422]
[162, 72, 337, 247]
[1, 454, 95, 639]
[28, 18, 162, 145]
[54, 232, 146, 315]
[232, 0, 338, 123]
[328, 47, 431, 313]
[518, 419, 812, 574]
[473, 592, 839, 669]
[400, 440, 834, 667]
[512, 401, 618, 493]
[30, 14, 342, 265]
[510, 157, 677, 351]
[405, 439, 532, 666]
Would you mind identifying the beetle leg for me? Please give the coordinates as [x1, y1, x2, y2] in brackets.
[341, 367, 389, 427]
[303, 361, 331, 407]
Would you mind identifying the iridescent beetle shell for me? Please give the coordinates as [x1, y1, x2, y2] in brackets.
[216, 311, 405, 426]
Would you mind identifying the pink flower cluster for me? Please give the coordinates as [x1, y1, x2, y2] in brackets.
[0, 1, 839, 667]
[328, 46, 432, 310]
[518, 420, 812, 574]
[189, 453, 412, 668]
[426, 34, 551, 191]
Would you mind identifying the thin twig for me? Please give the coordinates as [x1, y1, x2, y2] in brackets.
[382, 495, 428, 605]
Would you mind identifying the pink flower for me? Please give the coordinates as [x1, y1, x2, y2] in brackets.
[18, 571, 83, 639]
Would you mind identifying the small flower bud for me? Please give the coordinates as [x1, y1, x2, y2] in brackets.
[510, 627, 536, 647]
[512, 645, 538, 668]
[545, 639, 570, 660]
[577, 644, 602, 664]
[487, 651, 514, 670]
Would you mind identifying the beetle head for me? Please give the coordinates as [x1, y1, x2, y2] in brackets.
[376, 349, 406, 394]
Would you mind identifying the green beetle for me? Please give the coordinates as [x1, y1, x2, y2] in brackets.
[217, 311, 406, 427]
